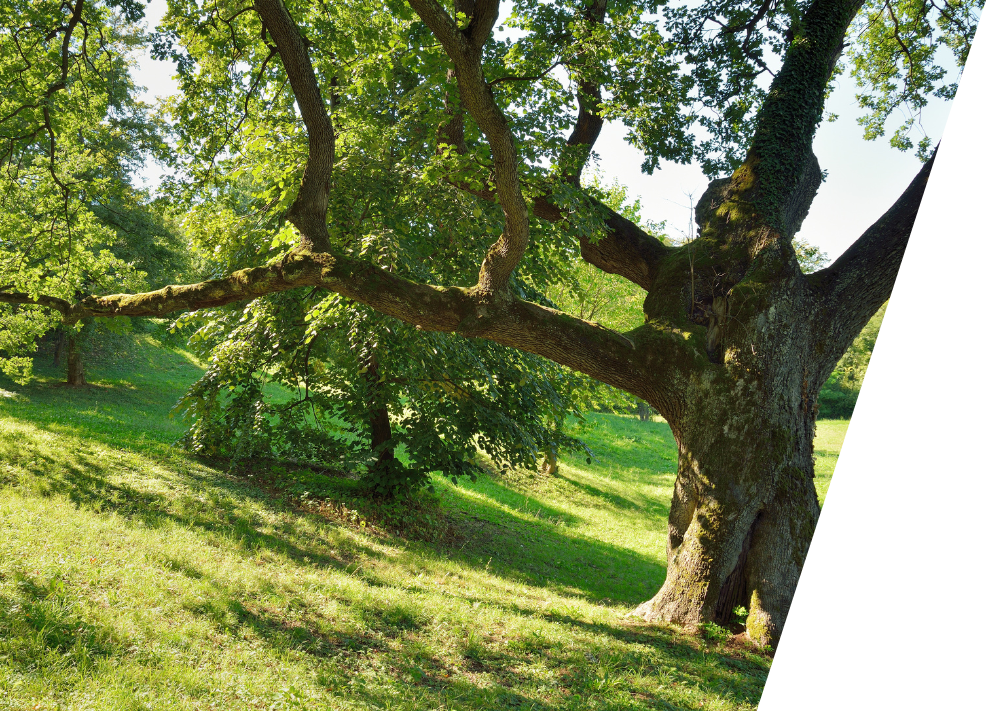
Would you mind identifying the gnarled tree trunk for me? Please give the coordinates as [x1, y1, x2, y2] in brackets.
[635, 278, 825, 645]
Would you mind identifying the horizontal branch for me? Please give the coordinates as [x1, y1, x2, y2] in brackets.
[0, 290, 72, 314]
[12, 245, 685, 403]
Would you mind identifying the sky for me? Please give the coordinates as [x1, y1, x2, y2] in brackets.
[133, 0, 960, 264]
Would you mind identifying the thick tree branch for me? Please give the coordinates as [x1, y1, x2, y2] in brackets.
[437, 0, 669, 290]
[465, 0, 500, 48]
[404, 0, 472, 61]
[563, 0, 607, 184]
[21, 247, 680, 403]
[442, 186, 669, 291]
[579, 209, 671, 290]
[253, 0, 335, 250]
[723, 0, 866, 234]
[808, 151, 936, 361]
[408, 0, 529, 295]
[0, 290, 72, 314]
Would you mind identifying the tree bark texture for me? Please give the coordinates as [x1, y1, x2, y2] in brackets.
[634, 276, 825, 645]
[365, 356, 396, 469]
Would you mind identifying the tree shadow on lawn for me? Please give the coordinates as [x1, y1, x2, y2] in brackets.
[0, 353, 204, 448]
[0, 569, 766, 711]
[0, 424, 378, 576]
[118, 564, 764, 711]
[554, 471, 672, 518]
[3, 401, 662, 609]
[0, 425, 767, 710]
[436, 486, 668, 607]
[4, 386, 669, 609]
[229, 592, 767, 711]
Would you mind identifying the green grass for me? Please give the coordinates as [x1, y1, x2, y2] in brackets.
[0, 337, 846, 710]
[813, 420, 849, 505]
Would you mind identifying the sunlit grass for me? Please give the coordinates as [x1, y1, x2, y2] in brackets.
[0, 337, 849, 710]
[813, 420, 850, 505]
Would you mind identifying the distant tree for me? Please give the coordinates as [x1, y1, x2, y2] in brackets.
[0, 0, 177, 384]
[818, 302, 886, 417]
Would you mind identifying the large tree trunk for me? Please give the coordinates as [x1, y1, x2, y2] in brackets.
[635, 375, 820, 647]
[632, 241, 846, 649]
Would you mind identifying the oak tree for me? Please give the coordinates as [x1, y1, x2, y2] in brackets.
[2, 0, 979, 646]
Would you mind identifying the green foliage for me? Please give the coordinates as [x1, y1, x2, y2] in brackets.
[543, 175, 666, 416]
[174, 286, 591, 497]
[0, 0, 191, 379]
[818, 302, 887, 418]
[793, 238, 830, 274]
[679, 0, 979, 170]
[147, 1, 630, 496]
[845, 0, 982, 160]
[543, 253, 646, 417]
[700, 621, 733, 644]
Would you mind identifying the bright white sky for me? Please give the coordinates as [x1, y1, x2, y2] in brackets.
[133, 0, 959, 263]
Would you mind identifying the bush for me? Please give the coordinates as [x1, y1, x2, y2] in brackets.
[817, 377, 857, 419]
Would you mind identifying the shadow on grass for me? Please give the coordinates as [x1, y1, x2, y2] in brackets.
[0, 575, 126, 677]
[12, 418, 667, 610]
[438, 487, 668, 606]
[555, 471, 671, 517]
[0, 343, 205, 450]
[0, 425, 378, 577]
[0, 429, 767, 710]
[3, 379, 669, 609]
[1, 363, 769, 709]
[122, 562, 765, 711]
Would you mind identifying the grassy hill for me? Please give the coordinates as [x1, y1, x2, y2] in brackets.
[0, 337, 847, 710]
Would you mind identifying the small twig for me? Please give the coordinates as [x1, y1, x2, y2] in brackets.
[487, 61, 562, 87]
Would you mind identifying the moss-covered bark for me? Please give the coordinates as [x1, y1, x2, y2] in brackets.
[633, 260, 824, 648]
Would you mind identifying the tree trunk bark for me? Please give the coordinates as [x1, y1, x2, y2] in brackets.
[635, 269, 828, 649]
[635, 397, 819, 647]
[363, 354, 398, 481]
[66, 330, 86, 386]
[539, 447, 559, 476]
